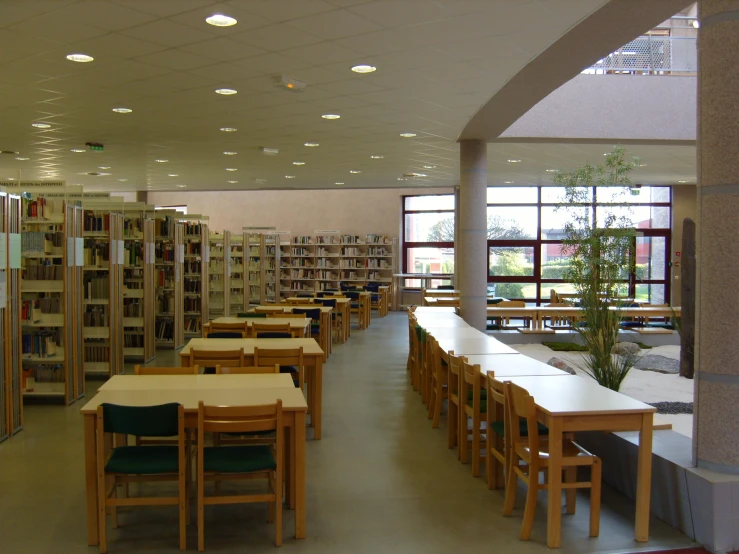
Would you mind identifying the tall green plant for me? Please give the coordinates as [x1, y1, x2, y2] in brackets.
[554, 146, 640, 391]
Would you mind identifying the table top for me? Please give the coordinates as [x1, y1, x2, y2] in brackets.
[412, 307, 457, 314]
[486, 306, 535, 314]
[249, 305, 333, 314]
[436, 337, 519, 355]
[424, 327, 486, 340]
[287, 296, 350, 304]
[414, 316, 470, 328]
[98, 374, 295, 391]
[209, 317, 311, 328]
[80, 387, 308, 414]
[490, 375, 656, 416]
[181, 337, 324, 356]
[424, 297, 460, 303]
[462, 354, 570, 377]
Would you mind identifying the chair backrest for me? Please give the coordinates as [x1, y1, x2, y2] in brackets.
[210, 322, 248, 333]
[207, 331, 246, 339]
[191, 348, 244, 367]
[296, 292, 314, 298]
[316, 298, 336, 308]
[254, 346, 303, 368]
[345, 291, 360, 300]
[215, 364, 279, 374]
[252, 322, 291, 337]
[427, 335, 439, 378]
[198, 400, 282, 437]
[292, 308, 321, 322]
[254, 331, 292, 339]
[505, 382, 541, 455]
[485, 370, 505, 406]
[365, 283, 379, 292]
[99, 402, 183, 437]
[436, 284, 455, 291]
[267, 313, 302, 319]
[315, 291, 328, 298]
[496, 300, 526, 308]
[254, 306, 279, 313]
[239, 312, 266, 318]
[134, 365, 199, 375]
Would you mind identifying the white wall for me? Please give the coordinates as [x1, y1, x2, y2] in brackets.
[147, 187, 451, 238]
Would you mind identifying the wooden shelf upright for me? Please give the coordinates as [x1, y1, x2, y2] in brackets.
[181, 215, 208, 337]
[154, 213, 184, 349]
[278, 232, 292, 301]
[289, 235, 315, 293]
[207, 230, 228, 319]
[315, 230, 341, 291]
[340, 234, 367, 285]
[229, 231, 245, 315]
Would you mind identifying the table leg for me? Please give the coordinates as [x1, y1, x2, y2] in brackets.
[84, 414, 99, 546]
[312, 357, 322, 440]
[285, 425, 294, 508]
[635, 412, 654, 542]
[294, 412, 307, 539]
[546, 417, 563, 549]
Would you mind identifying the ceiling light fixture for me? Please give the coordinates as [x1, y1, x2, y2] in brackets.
[206, 14, 237, 27]
[545, 169, 557, 173]
[335, 182, 344, 185]
[304, 142, 319, 147]
[507, 159, 521, 163]
[678, 180, 689, 183]
[118, 178, 128, 182]
[168, 173, 179, 177]
[98, 166, 111, 169]
[70, 149, 85, 153]
[399, 132, 416, 138]
[226, 168, 237, 171]
[220, 127, 237, 132]
[215, 88, 237, 95]
[397, 177, 406, 181]
[223, 151, 237, 155]
[260, 147, 278, 155]
[351, 64, 376, 73]
[285, 175, 295, 179]
[321, 114, 340, 120]
[66, 53, 94, 63]
[32, 122, 51, 129]
[227, 180, 238, 184]
[504, 181, 514, 184]
[15, 157, 29, 161]
[292, 161, 305, 166]
[370, 155, 384, 159]
[155, 159, 168, 163]
[112, 107, 132, 113]
[176, 184, 187, 188]
[423, 165, 436, 169]
[349, 170, 361, 174]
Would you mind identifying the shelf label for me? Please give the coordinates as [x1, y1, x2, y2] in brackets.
[75, 237, 84, 266]
[178, 244, 184, 264]
[0, 271, 6, 309]
[117, 240, 125, 266]
[0, 232, 6, 270]
[9, 233, 21, 269]
[149, 243, 155, 265]
[204, 245, 210, 263]
[314, 230, 340, 234]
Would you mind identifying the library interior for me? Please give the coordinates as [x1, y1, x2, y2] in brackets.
[1, 1, 737, 554]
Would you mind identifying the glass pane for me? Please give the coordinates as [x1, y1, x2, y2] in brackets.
[404, 194, 454, 211]
[489, 246, 534, 277]
[404, 212, 454, 242]
[539, 283, 579, 299]
[596, 186, 670, 204]
[486, 186, 537, 204]
[405, 247, 454, 275]
[404, 277, 453, 288]
[541, 186, 593, 203]
[595, 205, 670, 228]
[541, 206, 592, 239]
[636, 236, 666, 280]
[488, 282, 537, 300]
[540, 244, 574, 279]
[634, 283, 666, 304]
[486, 206, 537, 239]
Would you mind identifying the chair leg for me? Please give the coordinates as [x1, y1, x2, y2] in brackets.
[503, 460, 518, 516]
[197, 472, 205, 552]
[471, 414, 481, 477]
[565, 466, 577, 514]
[431, 384, 443, 428]
[520, 468, 539, 541]
[590, 459, 602, 537]
[486, 433, 494, 489]
[460, 414, 469, 464]
[427, 378, 436, 420]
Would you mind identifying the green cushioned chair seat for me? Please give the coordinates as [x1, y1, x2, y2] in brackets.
[203, 445, 276, 473]
[489, 420, 549, 437]
[466, 389, 488, 412]
[647, 322, 675, 329]
[240, 312, 266, 318]
[105, 445, 180, 475]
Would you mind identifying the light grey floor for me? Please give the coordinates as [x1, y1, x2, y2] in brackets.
[0, 312, 697, 553]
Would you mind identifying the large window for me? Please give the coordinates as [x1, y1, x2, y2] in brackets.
[402, 186, 672, 303]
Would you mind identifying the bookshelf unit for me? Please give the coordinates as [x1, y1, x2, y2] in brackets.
[182, 217, 208, 337]
[155, 214, 184, 349]
[365, 234, 396, 284]
[278, 233, 292, 301]
[340, 234, 367, 284]
[122, 206, 155, 362]
[207, 230, 228, 319]
[81, 206, 124, 378]
[264, 232, 280, 303]
[315, 230, 341, 291]
[244, 230, 280, 304]
[290, 235, 316, 292]
[229, 232, 245, 315]
[20, 195, 83, 403]
[1, 192, 22, 437]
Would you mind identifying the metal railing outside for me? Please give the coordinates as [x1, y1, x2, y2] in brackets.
[583, 35, 697, 75]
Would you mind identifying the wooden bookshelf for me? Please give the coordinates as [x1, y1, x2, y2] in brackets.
[264, 232, 280, 303]
[278, 232, 292, 301]
[181, 216, 208, 337]
[122, 205, 155, 362]
[340, 234, 367, 284]
[207, 230, 228, 319]
[244, 229, 280, 304]
[229, 232, 245, 315]
[365, 234, 397, 284]
[155, 214, 184, 349]
[1, 192, 22, 437]
[315, 230, 340, 291]
[290, 235, 315, 293]
[20, 195, 83, 403]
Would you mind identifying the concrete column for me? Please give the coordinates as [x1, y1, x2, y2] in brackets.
[458, 140, 488, 330]
[453, 185, 460, 288]
[693, 0, 739, 474]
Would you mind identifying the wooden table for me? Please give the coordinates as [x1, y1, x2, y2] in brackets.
[180, 338, 325, 440]
[435, 337, 519, 358]
[393, 273, 455, 310]
[423, 327, 486, 340]
[378, 285, 390, 315]
[414, 316, 471, 329]
[485, 306, 536, 330]
[249, 305, 332, 360]
[413, 306, 457, 314]
[489, 375, 655, 548]
[205, 317, 311, 338]
[81, 385, 309, 546]
[462, 354, 569, 378]
[98, 373, 296, 391]
[424, 296, 460, 307]
[286, 296, 350, 346]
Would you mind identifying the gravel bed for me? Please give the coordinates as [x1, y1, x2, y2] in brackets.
[648, 401, 694, 414]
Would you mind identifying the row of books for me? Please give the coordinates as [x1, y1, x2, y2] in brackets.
[186, 242, 202, 255]
[156, 270, 174, 288]
[22, 331, 60, 358]
[24, 365, 65, 386]
[183, 222, 204, 236]
[84, 306, 108, 327]
[184, 317, 201, 332]
[24, 262, 63, 280]
[84, 277, 109, 300]
[123, 217, 144, 238]
[124, 332, 145, 348]
[184, 280, 202, 293]
[23, 197, 48, 218]
[155, 216, 174, 238]
[124, 243, 144, 266]
[184, 297, 202, 312]
[156, 319, 174, 340]
[185, 261, 202, 274]
[21, 231, 60, 255]
[155, 243, 175, 262]
[83, 244, 110, 267]
[156, 295, 176, 314]
[123, 300, 143, 317]
[83, 211, 110, 232]
[84, 342, 110, 363]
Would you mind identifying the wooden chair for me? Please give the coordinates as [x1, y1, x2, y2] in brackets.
[190, 348, 245, 370]
[215, 365, 279, 374]
[197, 401, 283, 550]
[344, 291, 365, 329]
[503, 382, 602, 541]
[254, 346, 304, 389]
[459, 360, 486, 476]
[134, 365, 199, 375]
[207, 322, 248, 338]
[267, 313, 303, 319]
[427, 335, 447, 428]
[407, 313, 418, 383]
[447, 352, 465, 454]
[416, 327, 428, 404]
[287, 297, 313, 304]
[485, 371, 508, 490]
[252, 322, 292, 338]
[96, 403, 187, 553]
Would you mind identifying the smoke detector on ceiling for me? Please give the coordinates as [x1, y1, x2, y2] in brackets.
[272, 75, 306, 92]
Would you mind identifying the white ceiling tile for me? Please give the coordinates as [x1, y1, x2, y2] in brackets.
[114, 0, 216, 18]
[169, 2, 274, 33]
[135, 49, 215, 71]
[46, 1, 159, 31]
[334, 28, 420, 55]
[347, 0, 454, 27]
[66, 32, 169, 59]
[286, 9, 382, 40]
[5, 15, 109, 44]
[282, 41, 363, 65]
[178, 37, 267, 62]
[232, 0, 337, 23]
[233, 52, 308, 74]
[0, 30, 64, 64]
[187, 62, 266, 82]
[310, 79, 385, 96]
[228, 24, 323, 51]
[120, 19, 216, 48]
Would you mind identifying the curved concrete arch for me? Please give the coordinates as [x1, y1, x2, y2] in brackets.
[458, 0, 694, 142]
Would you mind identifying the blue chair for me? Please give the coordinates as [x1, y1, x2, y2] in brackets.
[207, 331, 244, 339]
[292, 307, 322, 342]
[316, 298, 340, 341]
[255, 331, 292, 339]
[345, 291, 365, 328]
[296, 292, 313, 298]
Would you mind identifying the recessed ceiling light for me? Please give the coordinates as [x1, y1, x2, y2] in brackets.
[227, 180, 238, 184]
[220, 127, 237, 132]
[176, 184, 187, 188]
[206, 14, 237, 27]
[118, 178, 128, 182]
[422, 165, 436, 169]
[168, 173, 179, 177]
[155, 159, 168, 163]
[6, 177, 15, 180]
[146, 185, 153, 189]
[66, 53, 94, 63]
[545, 169, 557, 173]
[397, 177, 406, 181]
[399, 132, 416, 138]
[225, 168, 237, 172]
[349, 170, 361, 174]
[285, 175, 295, 179]
[15, 157, 29, 161]
[351, 64, 376, 73]
[223, 151, 237, 155]
[98, 166, 111, 170]
[335, 182, 344, 185]
[304, 142, 319, 147]
[678, 180, 689, 183]
[404, 172, 427, 178]
[32, 122, 51, 129]
[70, 149, 85, 153]
[260, 147, 278, 155]
[321, 114, 340, 120]
[215, 88, 237, 95]
[507, 159, 521, 163]
[504, 181, 514, 184]
[370, 155, 384, 159]
[112, 107, 132, 113]
[638, 163, 647, 167]
[292, 161, 305, 166]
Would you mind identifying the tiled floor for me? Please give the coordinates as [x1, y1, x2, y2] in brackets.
[0, 312, 700, 553]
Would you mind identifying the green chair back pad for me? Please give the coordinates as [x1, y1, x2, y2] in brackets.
[102, 402, 180, 437]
